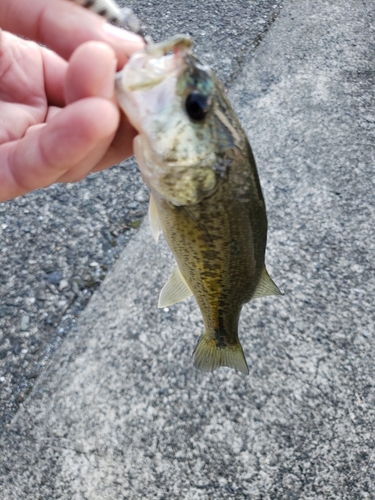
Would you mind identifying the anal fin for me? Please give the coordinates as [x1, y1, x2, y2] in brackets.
[252, 266, 282, 300]
[158, 266, 193, 308]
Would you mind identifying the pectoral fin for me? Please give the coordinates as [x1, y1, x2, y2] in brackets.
[158, 266, 193, 308]
[252, 266, 282, 299]
[148, 192, 162, 243]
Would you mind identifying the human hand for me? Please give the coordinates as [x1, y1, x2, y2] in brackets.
[0, 0, 144, 202]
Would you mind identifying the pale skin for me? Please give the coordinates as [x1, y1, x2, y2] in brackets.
[0, 0, 145, 202]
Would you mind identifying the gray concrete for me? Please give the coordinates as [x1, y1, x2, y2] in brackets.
[1, 0, 375, 497]
[0, 0, 283, 432]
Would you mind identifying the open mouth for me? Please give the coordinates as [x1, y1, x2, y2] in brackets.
[116, 35, 193, 92]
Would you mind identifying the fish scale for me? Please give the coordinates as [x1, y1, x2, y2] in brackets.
[115, 37, 281, 374]
[76, 1, 281, 374]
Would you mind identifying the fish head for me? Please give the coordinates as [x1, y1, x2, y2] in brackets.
[115, 35, 220, 206]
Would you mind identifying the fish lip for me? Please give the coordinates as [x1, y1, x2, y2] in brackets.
[144, 34, 193, 57]
[116, 35, 193, 93]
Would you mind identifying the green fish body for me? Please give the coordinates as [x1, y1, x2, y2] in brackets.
[115, 36, 280, 374]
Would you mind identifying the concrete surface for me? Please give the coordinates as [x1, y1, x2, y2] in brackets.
[0, 0, 283, 432]
[1, 0, 375, 498]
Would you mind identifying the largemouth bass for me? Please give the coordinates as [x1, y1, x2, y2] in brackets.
[75, 0, 281, 374]
[115, 36, 281, 374]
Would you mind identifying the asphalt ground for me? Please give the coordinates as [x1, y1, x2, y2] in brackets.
[1, 0, 375, 498]
[0, 0, 283, 430]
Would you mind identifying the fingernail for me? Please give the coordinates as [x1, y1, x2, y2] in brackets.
[103, 23, 143, 44]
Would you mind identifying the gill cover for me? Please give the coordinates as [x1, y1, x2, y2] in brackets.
[115, 36, 219, 206]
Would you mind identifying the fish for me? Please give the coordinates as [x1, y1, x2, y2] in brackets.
[75, 0, 281, 373]
[114, 35, 281, 374]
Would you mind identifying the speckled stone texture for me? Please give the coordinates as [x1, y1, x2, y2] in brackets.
[0, 0, 284, 433]
[1, 0, 375, 498]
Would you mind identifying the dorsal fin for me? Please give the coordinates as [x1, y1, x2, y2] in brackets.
[252, 266, 282, 300]
[148, 192, 162, 243]
[158, 266, 193, 308]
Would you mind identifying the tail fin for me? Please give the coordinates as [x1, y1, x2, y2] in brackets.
[193, 333, 249, 375]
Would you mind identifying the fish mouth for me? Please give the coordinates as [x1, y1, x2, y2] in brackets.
[115, 35, 193, 92]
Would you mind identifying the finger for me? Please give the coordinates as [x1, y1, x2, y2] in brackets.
[41, 46, 68, 107]
[23, 107, 62, 136]
[65, 42, 116, 104]
[56, 134, 116, 183]
[64, 42, 137, 170]
[92, 110, 137, 172]
[0, 0, 144, 68]
[0, 97, 119, 201]
[45, 106, 63, 122]
[58, 109, 138, 179]
[0, 31, 67, 108]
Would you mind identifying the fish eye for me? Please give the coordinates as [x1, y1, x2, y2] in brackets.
[185, 92, 209, 121]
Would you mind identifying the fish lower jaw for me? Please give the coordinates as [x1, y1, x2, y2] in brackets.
[145, 162, 218, 206]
